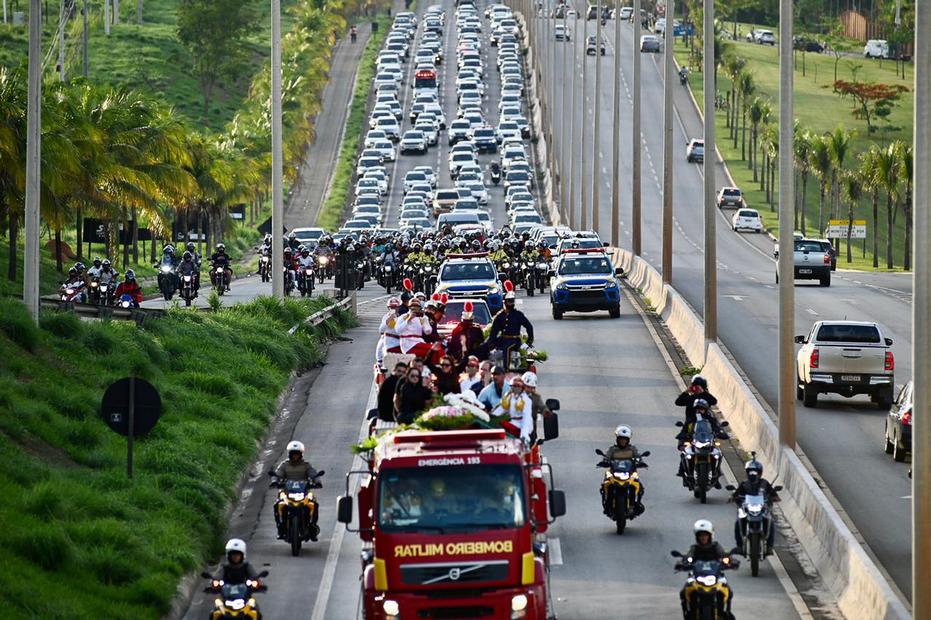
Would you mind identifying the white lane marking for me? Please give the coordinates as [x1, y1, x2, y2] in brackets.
[901, 495, 912, 500]
[723, 294, 746, 302]
[805, 308, 818, 316]
[549, 537, 564, 566]
[619, 283, 812, 620]
[310, 383, 378, 620]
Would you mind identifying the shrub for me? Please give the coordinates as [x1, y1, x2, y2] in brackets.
[0, 298, 39, 351]
[9, 522, 74, 571]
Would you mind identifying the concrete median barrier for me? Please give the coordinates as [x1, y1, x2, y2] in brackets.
[610, 246, 909, 620]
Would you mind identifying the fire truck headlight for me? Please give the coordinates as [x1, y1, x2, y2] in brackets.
[383, 599, 400, 618]
[511, 594, 529, 615]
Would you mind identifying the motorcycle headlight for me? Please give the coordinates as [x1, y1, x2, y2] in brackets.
[694, 441, 710, 449]
[226, 599, 246, 610]
[320, 257, 329, 264]
[183, 275, 192, 282]
[613, 472, 631, 480]
[747, 503, 764, 514]
[100, 285, 108, 292]
[262, 256, 269, 262]
[306, 268, 314, 275]
[161, 265, 171, 273]
[696, 575, 717, 587]
[288, 492, 306, 501]
[65, 288, 75, 294]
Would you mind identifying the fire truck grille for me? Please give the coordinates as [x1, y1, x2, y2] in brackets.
[401, 560, 509, 586]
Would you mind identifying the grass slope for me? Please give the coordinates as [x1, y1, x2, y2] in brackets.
[677, 38, 913, 271]
[0, 295, 352, 619]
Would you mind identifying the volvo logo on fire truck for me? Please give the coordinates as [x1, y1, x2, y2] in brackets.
[394, 540, 513, 558]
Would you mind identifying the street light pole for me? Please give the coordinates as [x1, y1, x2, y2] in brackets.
[560, 11, 569, 222]
[912, 0, 931, 612]
[23, 0, 42, 323]
[702, 0, 716, 343]
[580, 12, 589, 230]
[777, 0, 795, 449]
[661, 0, 674, 282]
[591, 0, 601, 235]
[631, 0, 641, 255]
[610, 0, 621, 247]
[568, 10, 579, 229]
[271, 0, 284, 299]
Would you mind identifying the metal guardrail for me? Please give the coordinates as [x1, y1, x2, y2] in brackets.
[39, 297, 193, 324]
[287, 293, 355, 336]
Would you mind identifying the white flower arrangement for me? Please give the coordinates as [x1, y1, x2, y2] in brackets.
[444, 391, 491, 422]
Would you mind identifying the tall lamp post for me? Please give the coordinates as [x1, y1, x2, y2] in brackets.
[271, 0, 284, 299]
[661, 0, 674, 282]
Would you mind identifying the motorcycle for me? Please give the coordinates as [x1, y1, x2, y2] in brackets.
[671, 551, 739, 620]
[419, 263, 436, 296]
[258, 251, 272, 283]
[677, 415, 729, 504]
[59, 282, 83, 304]
[315, 254, 331, 283]
[679, 68, 689, 85]
[116, 293, 140, 309]
[283, 266, 296, 296]
[490, 163, 502, 185]
[200, 570, 268, 620]
[90, 277, 115, 307]
[534, 259, 550, 293]
[298, 265, 315, 297]
[596, 449, 650, 534]
[378, 259, 396, 293]
[180, 273, 198, 307]
[269, 471, 325, 557]
[212, 264, 229, 296]
[356, 258, 368, 290]
[155, 256, 179, 301]
[726, 478, 781, 577]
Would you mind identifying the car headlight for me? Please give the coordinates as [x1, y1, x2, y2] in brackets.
[488, 284, 499, 294]
[383, 599, 400, 616]
[556, 282, 568, 290]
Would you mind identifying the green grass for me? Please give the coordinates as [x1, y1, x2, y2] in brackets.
[0, 0, 298, 133]
[0, 294, 352, 619]
[317, 13, 393, 231]
[676, 37, 913, 271]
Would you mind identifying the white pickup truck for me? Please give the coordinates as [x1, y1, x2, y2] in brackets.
[795, 321, 895, 408]
[776, 238, 832, 286]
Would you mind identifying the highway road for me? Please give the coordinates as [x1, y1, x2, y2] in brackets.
[545, 5, 914, 597]
[178, 1, 815, 617]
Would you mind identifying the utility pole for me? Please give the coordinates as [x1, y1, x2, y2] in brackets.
[912, 0, 930, 613]
[631, 0, 641, 255]
[137, 0, 141, 24]
[82, 0, 88, 77]
[23, 0, 42, 323]
[661, 0, 674, 282]
[777, 0, 795, 449]
[112, 0, 118, 24]
[702, 0, 716, 342]
[559, 11, 569, 222]
[569, 11, 579, 229]
[580, 12, 589, 230]
[271, 0, 284, 299]
[610, 0, 621, 247]
[104, 0, 109, 35]
[591, 0, 601, 235]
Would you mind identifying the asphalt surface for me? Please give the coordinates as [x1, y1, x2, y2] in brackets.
[546, 7, 913, 598]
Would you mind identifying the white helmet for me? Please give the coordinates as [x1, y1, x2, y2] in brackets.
[225, 538, 247, 560]
[614, 424, 632, 439]
[521, 371, 538, 388]
[287, 440, 305, 454]
[693, 519, 714, 537]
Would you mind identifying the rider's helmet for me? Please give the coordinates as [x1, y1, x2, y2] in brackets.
[413, 242, 423, 252]
[287, 440, 305, 458]
[164, 245, 175, 255]
[284, 247, 293, 256]
[521, 371, 538, 388]
[183, 251, 193, 261]
[424, 244, 434, 255]
[186, 242, 196, 253]
[68, 267, 78, 278]
[74, 262, 86, 274]
[471, 240, 482, 251]
[301, 247, 310, 257]
[102, 259, 112, 269]
[264, 233, 273, 244]
[693, 519, 714, 541]
[614, 424, 632, 439]
[216, 243, 225, 253]
[745, 456, 764, 481]
[93, 257, 102, 268]
[288, 231, 297, 242]
[125, 270, 135, 282]
[225, 538, 247, 563]
[537, 240, 548, 250]
[691, 375, 708, 390]
[693, 398, 709, 412]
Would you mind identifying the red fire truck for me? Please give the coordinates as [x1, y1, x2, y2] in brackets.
[337, 426, 565, 619]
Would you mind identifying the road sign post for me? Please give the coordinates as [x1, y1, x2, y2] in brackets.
[101, 377, 162, 479]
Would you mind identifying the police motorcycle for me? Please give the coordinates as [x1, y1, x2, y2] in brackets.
[200, 570, 268, 620]
[725, 460, 782, 577]
[676, 414, 729, 504]
[670, 550, 740, 620]
[595, 449, 650, 534]
[268, 470, 325, 557]
[376, 255, 397, 293]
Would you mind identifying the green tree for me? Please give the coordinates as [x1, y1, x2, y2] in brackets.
[738, 71, 754, 160]
[841, 170, 863, 264]
[747, 97, 768, 181]
[809, 136, 831, 237]
[826, 125, 852, 223]
[859, 147, 882, 269]
[177, 0, 255, 116]
[896, 141, 913, 271]
[873, 144, 900, 269]
[794, 128, 813, 235]
[723, 54, 746, 136]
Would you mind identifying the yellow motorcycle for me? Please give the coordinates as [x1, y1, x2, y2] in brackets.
[269, 471, 324, 556]
[670, 551, 739, 619]
[200, 570, 268, 620]
[596, 449, 650, 535]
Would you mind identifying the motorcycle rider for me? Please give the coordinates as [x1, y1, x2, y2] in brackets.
[600, 424, 645, 514]
[297, 246, 315, 291]
[177, 251, 200, 294]
[677, 520, 736, 619]
[676, 375, 719, 428]
[86, 257, 104, 283]
[487, 288, 534, 369]
[732, 456, 778, 554]
[63, 267, 88, 302]
[185, 241, 201, 267]
[114, 270, 143, 307]
[535, 239, 553, 261]
[282, 247, 297, 291]
[286, 231, 301, 252]
[272, 440, 321, 541]
[215, 538, 261, 585]
[209, 243, 233, 291]
[97, 259, 118, 286]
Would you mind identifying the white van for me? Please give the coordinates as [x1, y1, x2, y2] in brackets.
[864, 39, 889, 59]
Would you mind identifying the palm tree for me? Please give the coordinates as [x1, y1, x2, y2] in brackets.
[723, 55, 745, 134]
[859, 147, 882, 268]
[897, 142, 913, 270]
[841, 170, 863, 263]
[794, 128, 813, 235]
[826, 125, 852, 223]
[873, 143, 900, 269]
[748, 97, 769, 181]
[762, 122, 778, 209]
[809, 136, 832, 237]
[0, 67, 27, 282]
[738, 72, 755, 158]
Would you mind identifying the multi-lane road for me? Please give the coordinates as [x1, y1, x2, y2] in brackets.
[177, 0, 821, 616]
[545, 5, 913, 597]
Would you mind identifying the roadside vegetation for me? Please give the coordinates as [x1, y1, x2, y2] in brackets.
[0, 295, 353, 619]
[676, 32, 914, 271]
[318, 13, 393, 231]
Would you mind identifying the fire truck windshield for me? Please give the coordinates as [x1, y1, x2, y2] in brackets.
[378, 465, 526, 532]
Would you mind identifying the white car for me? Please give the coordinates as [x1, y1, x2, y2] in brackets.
[371, 139, 396, 162]
[732, 208, 763, 233]
[415, 121, 439, 145]
[364, 129, 388, 149]
[864, 39, 889, 59]
[448, 151, 477, 178]
[654, 18, 666, 34]
[404, 170, 429, 193]
[413, 165, 437, 188]
[375, 116, 401, 141]
[399, 130, 428, 154]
